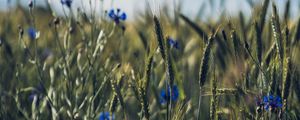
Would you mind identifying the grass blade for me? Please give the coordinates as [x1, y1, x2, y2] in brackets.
[179, 13, 208, 43]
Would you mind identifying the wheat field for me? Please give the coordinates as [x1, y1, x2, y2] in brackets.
[0, 0, 300, 120]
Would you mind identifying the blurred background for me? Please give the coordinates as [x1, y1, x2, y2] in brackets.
[1, 0, 300, 21]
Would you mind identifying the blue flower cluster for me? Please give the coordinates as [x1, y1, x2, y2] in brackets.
[28, 27, 37, 40]
[263, 95, 282, 110]
[167, 37, 179, 49]
[107, 8, 127, 24]
[99, 112, 114, 120]
[256, 95, 282, 111]
[28, 0, 33, 8]
[61, 0, 72, 8]
[160, 85, 179, 104]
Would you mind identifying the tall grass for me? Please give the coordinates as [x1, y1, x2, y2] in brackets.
[0, 1, 300, 120]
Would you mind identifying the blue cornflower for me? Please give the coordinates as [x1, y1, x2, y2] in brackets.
[263, 95, 282, 111]
[28, 27, 37, 40]
[160, 85, 179, 104]
[107, 8, 127, 24]
[167, 37, 179, 49]
[28, 0, 33, 8]
[99, 112, 114, 120]
[61, 0, 72, 8]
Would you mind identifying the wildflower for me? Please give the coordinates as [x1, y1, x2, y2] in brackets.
[256, 95, 282, 112]
[99, 112, 114, 120]
[28, 27, 38, 40]
[167, 37, 179, 49]
[61, 0, 72, 8]
[28, 0, 33, 8]
[107, 8, 127, 24]
[263, 95, 282, 111]
[160, 85, 179, 104]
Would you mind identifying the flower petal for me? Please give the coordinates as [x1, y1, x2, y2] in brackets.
[119, 13, 127, 20]
[28, 27, 36, 40]
[108, 9, 116, 19]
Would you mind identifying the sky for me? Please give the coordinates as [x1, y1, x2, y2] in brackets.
[0, 0, 299, 22]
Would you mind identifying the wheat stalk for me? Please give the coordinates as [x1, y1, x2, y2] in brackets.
[271, 3, 284, 63]
[153, 16, 175, 120]
[197, 36, 214, 120]
[282, 57, 292, 101]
